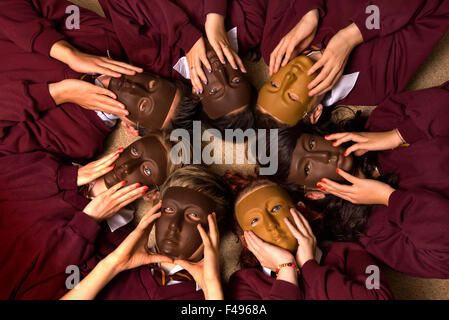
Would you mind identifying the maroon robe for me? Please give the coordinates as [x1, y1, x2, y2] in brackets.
[229, 242, 393, 300]
[0, 0, 126, 160]
[98, 0, 266, 79]
[358, 81, 449, 278]
[0, 81, 111, 161]
[262, 0, 449, 106]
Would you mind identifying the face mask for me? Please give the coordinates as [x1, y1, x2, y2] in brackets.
[156, 187, 216, 260]
[257, 56, 319, 126]
[109, 73, 177, 130]
[104, 136, 168, 189]
[235, 185, 297, 252]
[287, 134, 354, 188]
[198, 43, 252, 120]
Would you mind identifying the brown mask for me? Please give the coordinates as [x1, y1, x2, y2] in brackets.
[257, 56, 319, 126]
[235, 185, 297, 252]
[156, 187, 217, 260]
[287, 134, 354, 188]
[109, 73, 177, 130]
[104, 136, 168, 189]
[198, 42, 252, 120]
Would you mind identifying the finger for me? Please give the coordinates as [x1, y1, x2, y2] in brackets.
[324, 132, 351, 141]
[308, 56, 326, 76]
[281, 43, 296, 67]
[344, 143, 366, 157]
[273, 40, 289, 74]
[222, 46, 238, 70]
[210, 42, 226, 65]
[94, 97, 129, 116]
[284, 216, 305, 241]
[104, 180, 128, 196]
[175, 259, 197, 273]
[100, 57, 143, 73]
[98, 61, 138, 76]
[95, 86, 118, 100]
[115, 185, 148, 202]
[190, 67, 203, 93]
[288, 208, 309, 237]
[336, 168, 360, 184]
[197, 223, 212, 249]
[269, 39, 285, 76]
[208, 213, 219, 249]
[309, 67, 339, 96]
[115, 188, 146, 209]
[233, 53, 246, 73]
[244, 232, 263, 259]
[354, 149, 368, 157]
[201, 53, 212, 74]
[94, 65, 122, 78]
[197, 57, 209, 86]
[307, 62, 330, 91]
[94, 148, 124, 166]
[145, 254, 174, 265]
[320, 178, 354, 193]
[293, 209, 314, 237]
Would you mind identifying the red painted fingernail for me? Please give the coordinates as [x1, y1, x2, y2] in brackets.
[336, 169, 340, 173]
[316, 183, 322, 188]
[320, 188, 326, 192]
[135, 183, 141, 188]
[343, 152, 348, 156]
[110, 164, 115, 169]
[325, 135, 330, 138]
[121, 181, 127, 186]
[321, 179, 326, 184]
[142, 186, 149, 192]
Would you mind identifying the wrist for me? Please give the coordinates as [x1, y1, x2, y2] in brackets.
[102, 254, 125, 276]
[341, 23, 363, 48]
[382, 186, 396, 207]
[48, 81, 66, 105]
[393, 129, 407, 147]
[50, 40, 76, 64]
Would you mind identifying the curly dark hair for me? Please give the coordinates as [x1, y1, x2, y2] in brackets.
[273, 107, 399, 242]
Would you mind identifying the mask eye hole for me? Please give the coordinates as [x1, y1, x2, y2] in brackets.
[140, 100, 148, 112]
[304, 162, 311, 176]
[130, 146, 139, 156]
[163, 207, 175, 214]
[149, 80, 156, 89]
[251, 217, 259, 227]
[309, 137, 316, 150]
[271, 205, 282, 213]
[210, 88, 219, 94]
[288, 92, 299, 101]
[232, 77, 241, 84]
[271, 81, 280, 88]
[143, 166, 152, 176]
[188, 212, 201, 221]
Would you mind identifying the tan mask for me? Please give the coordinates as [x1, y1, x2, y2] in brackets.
[257, 56, 319, 126]
[235, 185, 297, 252]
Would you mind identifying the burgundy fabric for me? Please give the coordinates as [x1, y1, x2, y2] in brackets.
[98, 0, 265, 79]
[0, 82, 111, 161]
[358, 82, 449, 278]
[261, 0, 449, 106]
[229, 242, 393, 300]
[0, 151, 102, 299]
[0, 0, 126, 160]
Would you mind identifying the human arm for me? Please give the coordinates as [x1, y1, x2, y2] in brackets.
[61, 202, 173, 300]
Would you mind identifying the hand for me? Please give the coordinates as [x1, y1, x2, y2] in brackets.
[175, 213, 223, 300]
[186, 37, 212, 94]
[269, 9, 319, 76]
[49, 79, 129, 117]
[106, 202, 174, 272]
[50, 40, 143, 77]
[77, 148, 124, 186]
[307, 23, 363, 96]
[319, 169, 396, 206]
[325, 130, 405, 156]
[284, 208, 317, 267]
[244, 231, 296, 272]
[205, 13, 246, 73]
[83, 181, 149, 222]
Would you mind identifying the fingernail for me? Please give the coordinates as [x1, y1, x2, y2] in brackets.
[110, 164, 116, 169]
[195, 89, 199, 95]
[142, 186, 149, 192]
[316, 183, 322, 188]
[325, 135, 330, 139]
[135, 183, 141, 188]
[199, 89, 203, 94]
[233, 65, 238, 70]
[336, 169, 340, 173]
[208, 69, 212, 73]
[320, 188, 326, 192]
[343, 152, 348, 156]
[203, 80, 208, 85]
[321, 179, 327, 184]
[121, 181, 127, 186]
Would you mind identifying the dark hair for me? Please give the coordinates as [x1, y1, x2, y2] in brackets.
[274, 107, 398, 242]
[201, 84, 258, 134]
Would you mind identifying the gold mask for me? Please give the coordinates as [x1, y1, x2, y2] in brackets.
[235, 185, 297, 252]
[257, 56, 319, 126]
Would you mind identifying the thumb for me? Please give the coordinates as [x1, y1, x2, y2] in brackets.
[145, 254, 173, 265]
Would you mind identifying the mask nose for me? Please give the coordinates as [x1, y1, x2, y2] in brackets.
[167, 213, 183, 234]
[116, 160, 139, 177]
[306, 151, 337, 164]
[263, 214, 279, 232]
